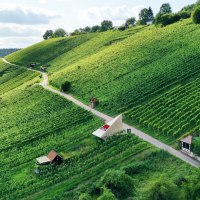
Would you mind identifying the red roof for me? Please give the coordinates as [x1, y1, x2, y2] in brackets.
[101, 124, 110, 131]
[47, 150, 58, 161]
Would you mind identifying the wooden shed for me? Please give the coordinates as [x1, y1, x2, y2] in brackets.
[89, 98, 99, 109]
[180, 135, 193, 153]
[36, 150, 63, 165]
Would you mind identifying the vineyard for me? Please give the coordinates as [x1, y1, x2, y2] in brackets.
[126, 76, 200, 139]
[0, 60, 39, 95]
[6, 26, 147, 72]
[0, 83, 197, 199]
[0, 61, 197, 199]
[44, 19, 200, 140]
[5, 19, 200, 142]
[1, 16, 200, 199]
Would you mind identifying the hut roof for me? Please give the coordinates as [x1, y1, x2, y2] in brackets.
[181, 135, 193, 145]
[47, 150, 59, 161]
[92, 114, 123, 139]
[36, 156, 51, 164]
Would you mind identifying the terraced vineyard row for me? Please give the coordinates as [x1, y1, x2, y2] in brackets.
[126, 76, 200, 139]
[48, 19, 200, 120]
[0, 61, 39, 95]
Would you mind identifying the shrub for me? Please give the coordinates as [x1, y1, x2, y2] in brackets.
[60, 81, 71, 92]
[78, 193, 92, 200]
[192, 6, 200, 24]
[118, 25, 126, 31]
[179, 11, 191, 19]
[155, 13, 181, 26]
[147, 178, 179, 200]
[192, 137, 200, 156]
[122, 161, 149, 175]
[97, 188, 116, 200]
[100, 169, 135, 199]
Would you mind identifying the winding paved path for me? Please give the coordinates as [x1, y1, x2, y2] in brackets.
[2, 58, 200, 168]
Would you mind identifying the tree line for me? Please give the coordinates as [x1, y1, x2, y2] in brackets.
[43, 1, 200, 40]
[0, 48, 20, 57]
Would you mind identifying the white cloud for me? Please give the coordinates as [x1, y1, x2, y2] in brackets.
[0, 37, 42, 48]
[0, 4, 60, 25]
[0, 24, 42, 37]
[81, 5, 145, 24]
[39, 0, 71, 4]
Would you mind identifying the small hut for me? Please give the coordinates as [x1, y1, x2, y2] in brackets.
[180, 135, 193, 153]
[92, 114, 123, 140]
[89, 98, 99, 109]
[36, 150, 63, 165]
[29, 63, 36, 68]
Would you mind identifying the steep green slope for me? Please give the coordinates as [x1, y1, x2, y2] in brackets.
[0, 21, 199, 200]
[1, 59, 198, 200]
[6, 34, 97, 67]
[127, 76, 200, 139]
[0, 60, 39, 95]
[5, 19, 200, 143]
[6, 26, 147, 71]
[47, 19, 200, 141]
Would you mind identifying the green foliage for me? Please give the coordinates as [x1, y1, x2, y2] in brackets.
[181, 172, 200, 200]
[192, 6, 200, 24]
[97, 188, 116, 200]
[181, 4, 195, 12]
[53, 28, 67, 38]
[91, 25, 101, 33]
[43, 30, 53, 40]
[147, 178, 179, 200]
[126, 17, 136, 26]
[159, 3, 172, 15]
[139, 8, 149, 24]
[192, 137, 200, 156]
[155, 13, 181, 26]
[179, 11, 191, 19]
[78, 193, 92, 200]
[101, 20, 113, 31]
[6, 33, 96, 67]
[122, 161, 149, 175]
[100, 169, 135, 198]
[60, 81, 71, 92]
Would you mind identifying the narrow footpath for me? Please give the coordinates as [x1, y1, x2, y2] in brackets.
[2, 58, 199, 168]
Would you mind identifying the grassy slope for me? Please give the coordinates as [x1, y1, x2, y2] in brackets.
[6, 34, 97, 67]
[6, 26, 147, 71]
[6, 20, 200, 143]
[0, 60, 39, 95]
[1, 84, 197, 200]
[1, 59, 198, 199]
[49, 19, 200, 141]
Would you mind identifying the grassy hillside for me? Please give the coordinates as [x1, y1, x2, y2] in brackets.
[0, 60, 39, 95]
[6, 26, 147, 71]
[0, 60, 198, 200]
[0, 85, 197, 200]
[47, 19, 200, 141]
[6, 19, 200, 143]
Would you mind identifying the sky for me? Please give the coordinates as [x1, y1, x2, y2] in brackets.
[0, 0, 197, 48]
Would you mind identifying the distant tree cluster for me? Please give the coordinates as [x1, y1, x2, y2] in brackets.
[43, 1, 200, 40]
[71, 20, 113, 36]
[0, 48, 21, 57]
[43, 28, 68, 40]
[154, 2, 194, 26]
